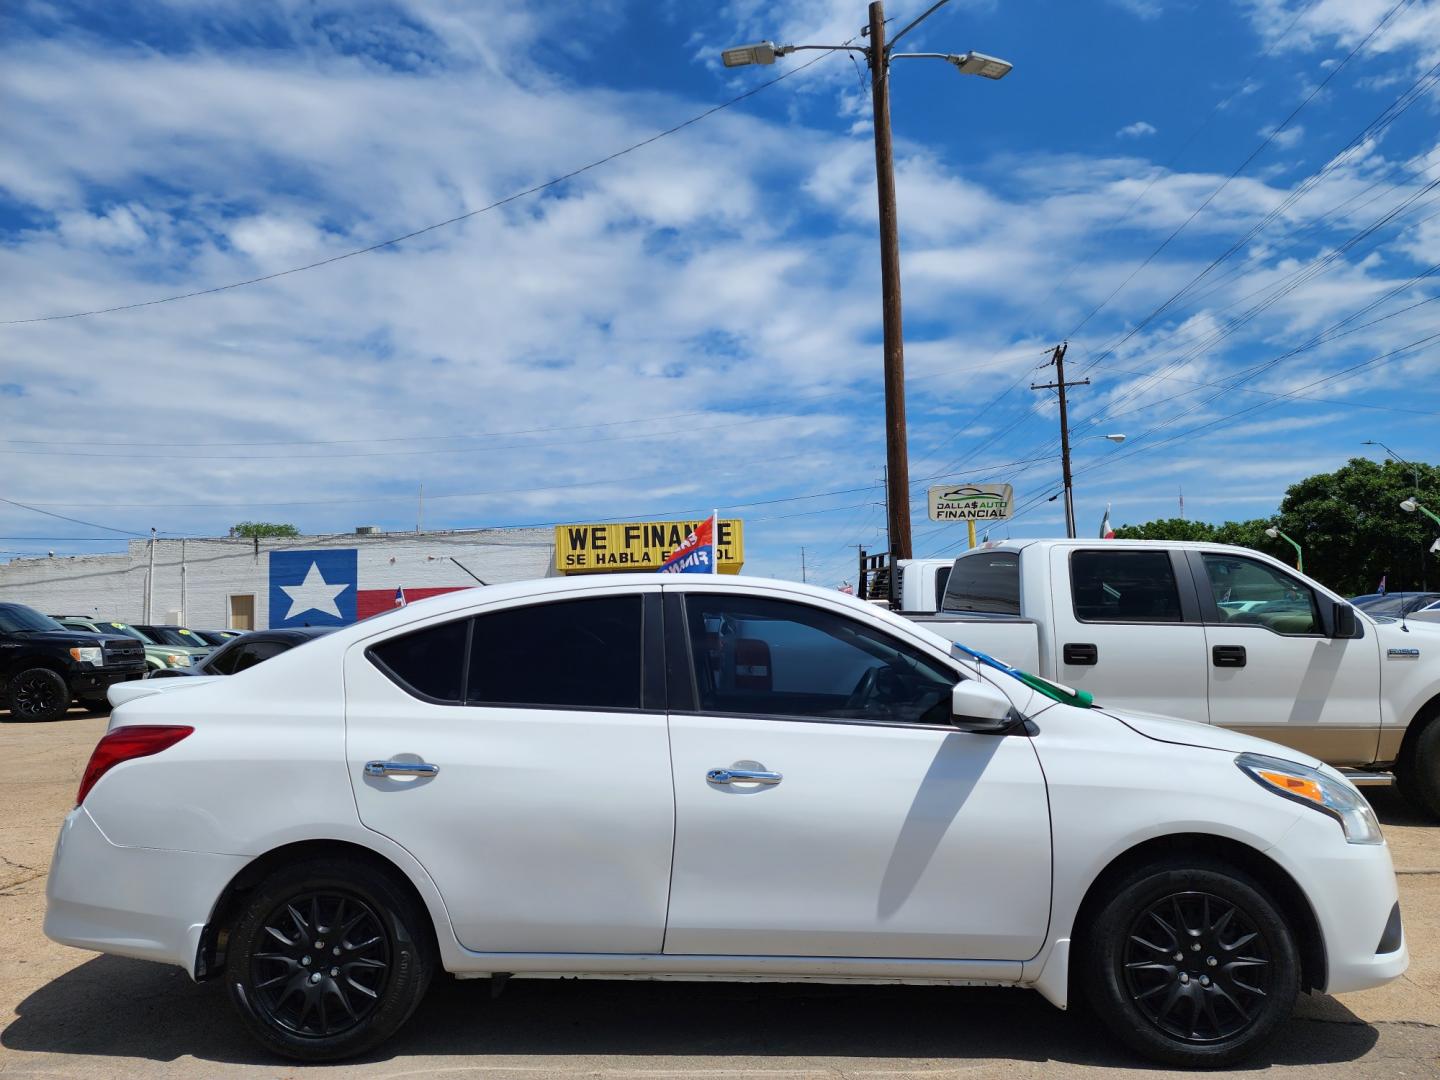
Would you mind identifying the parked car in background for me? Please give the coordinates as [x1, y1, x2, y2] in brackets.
[194, 629, 243, 647]
[134, 624, 214, 657]
[0, 603, 146, 720]
[1350, 592, 1440, 619]
[49, 575, 1404, 1066]
[53, 616, 207, 674]
[149, 627, 333, 678]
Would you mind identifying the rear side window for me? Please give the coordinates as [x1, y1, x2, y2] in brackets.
[468, 595, 643, 710]
[1071, 550, 1183, 623]
[369, 619, 470, 702]
[941, 552, 1020, 615]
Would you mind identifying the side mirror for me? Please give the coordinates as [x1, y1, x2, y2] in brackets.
[951, 679, 1017, 732]
[1331, 602, 1357, 639]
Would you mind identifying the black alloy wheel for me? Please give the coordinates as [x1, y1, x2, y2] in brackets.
[250, 891, 391, 1038]
[8, 668, 69, 722]
[226, 858, 434, 1061]
[1122, 890, 1272, 1044]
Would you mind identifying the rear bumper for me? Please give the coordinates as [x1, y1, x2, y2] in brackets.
[44, 806, 246, 977]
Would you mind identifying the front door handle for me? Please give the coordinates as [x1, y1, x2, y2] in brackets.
[365, 760, 440, 778]
[706, 768, 782, 786]
[1063, 642, 1098, 666]
[1212, 645, 1247, 668]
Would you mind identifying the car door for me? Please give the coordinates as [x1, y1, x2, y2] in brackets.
[663, 586, 1051, 962]
[344, 586, 675, 954]
[1188, 550, 1382, 765]
[1048, 546, 1211, 723]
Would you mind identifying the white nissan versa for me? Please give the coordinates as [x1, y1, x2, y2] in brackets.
[46, 575, 1405, 1066]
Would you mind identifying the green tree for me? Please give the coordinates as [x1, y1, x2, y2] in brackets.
[1108, 456, 1439, 595]
[231, 522, 300, 538]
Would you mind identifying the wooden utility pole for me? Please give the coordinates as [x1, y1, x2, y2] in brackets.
[869, 0, 912, 561]
[1031, 342, 1089, 539]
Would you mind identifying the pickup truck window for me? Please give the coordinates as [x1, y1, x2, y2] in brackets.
[682, 595, 955, 726]
[1201, 554, 1319, 635]
[1072, 550, 1184, 623]
[468, 596, 643, 710]
[941, 552, 1020, 615]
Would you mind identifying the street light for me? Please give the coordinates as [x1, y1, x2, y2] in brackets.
[723, 0, 1012, 562]
[1401, 497, 1440, 528]
[1265, 525, 1304, 574]
[1096, 433, 1126, 444]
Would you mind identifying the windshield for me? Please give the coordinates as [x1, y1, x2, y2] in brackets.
[101, 622, 154, 643]
[0, 604, 67, 633]
[145, 627, 202, 647]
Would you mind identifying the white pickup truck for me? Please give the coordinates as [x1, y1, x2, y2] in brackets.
[876, 540, 1440, 815]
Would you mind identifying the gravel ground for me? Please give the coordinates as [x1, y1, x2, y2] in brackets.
[1, 711, 1436, 1079]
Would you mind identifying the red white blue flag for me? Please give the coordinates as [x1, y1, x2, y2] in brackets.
[394, 586, 407, 608]
[659, 514, 718, 574]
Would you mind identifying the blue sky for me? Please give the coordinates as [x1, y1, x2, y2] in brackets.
[2, 0, 1438, 584]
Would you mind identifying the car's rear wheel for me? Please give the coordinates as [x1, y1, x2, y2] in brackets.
[1396, 715, 1440, 820]
[225, 858, 434, 1061]
[6, 668, 71, 722]
[1078, 857, 1299, 1068]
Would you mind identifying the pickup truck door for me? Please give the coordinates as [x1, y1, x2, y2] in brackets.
[662, 589, 1051, 963]
[1047, 546, 1211, 723]
[1186, 551, 1382, 766]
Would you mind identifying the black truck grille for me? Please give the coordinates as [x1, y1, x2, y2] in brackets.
[103, 639, 146, 668]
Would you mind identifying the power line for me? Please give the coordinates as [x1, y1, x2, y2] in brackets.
[0, 49, 841, 326]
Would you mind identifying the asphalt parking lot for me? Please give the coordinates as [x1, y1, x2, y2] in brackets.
[1, 712, 1437, 1079]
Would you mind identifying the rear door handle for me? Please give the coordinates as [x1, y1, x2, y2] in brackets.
[707, 768, 783, 786]
[1212, 645, 1247, 668]
[365, 760, 440, 778]
[1063, 642, 1098, 666]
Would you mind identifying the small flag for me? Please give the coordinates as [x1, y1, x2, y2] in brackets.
[394, 586, 407, 608]
[838, 581, 854, 595]
[659, 515, 717, 574]
[1100, 503, 1115, 540]
[1377, 575, 1387, 596]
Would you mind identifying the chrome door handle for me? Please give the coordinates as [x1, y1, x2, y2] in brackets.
[365, 760, 440, 778]
[706, 768, 782, 786]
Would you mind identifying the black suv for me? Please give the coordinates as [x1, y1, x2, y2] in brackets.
[0, 603, 147, 721]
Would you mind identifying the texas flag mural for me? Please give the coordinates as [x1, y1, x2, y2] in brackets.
[658, 514, 718, 574]
[268, 549, 469, 627]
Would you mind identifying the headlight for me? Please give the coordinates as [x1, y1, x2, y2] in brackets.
[164, 653, 191, 668]
[69, 646, 103, 665]
[1237, 752, 1382, 845]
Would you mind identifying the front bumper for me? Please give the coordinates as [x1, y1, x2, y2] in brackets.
[72, 665, 147, 697]
[1270, 810, 1408, 994]
[44, 806, 247, 977]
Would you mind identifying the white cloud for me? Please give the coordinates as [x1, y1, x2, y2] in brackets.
[1116, 120, 1158, 139]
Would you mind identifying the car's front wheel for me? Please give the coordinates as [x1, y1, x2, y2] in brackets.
[225, 857, 434, 1061]
[1078, 857, 1299, 1068]
[5, 667, 71, 722]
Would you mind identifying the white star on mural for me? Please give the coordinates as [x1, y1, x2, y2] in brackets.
[279, 561, 348, 621]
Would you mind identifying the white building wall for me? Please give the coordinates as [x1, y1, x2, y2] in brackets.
[0, 529, 555, 628]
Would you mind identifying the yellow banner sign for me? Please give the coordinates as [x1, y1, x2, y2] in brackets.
[555, 519, 745, 574]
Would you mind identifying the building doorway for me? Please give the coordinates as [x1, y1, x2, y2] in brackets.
[229, 594, 255, 631]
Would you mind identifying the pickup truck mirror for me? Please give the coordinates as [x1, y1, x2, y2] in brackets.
[951, 679, 1017, 732]
[1331, 601, 1357, 639]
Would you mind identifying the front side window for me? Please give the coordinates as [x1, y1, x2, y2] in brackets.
[682, 595, 956, 725]
[369, 618, 470, 702]
[941, 551, 1020, 615]
[1071, 550, 1183, 623]
[468, 595, 643, 710]
[1202, 554, 1319, 635]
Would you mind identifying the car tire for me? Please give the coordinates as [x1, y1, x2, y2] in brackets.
[1077, 856, 1299, 1068]
[1396, 716, 1440, 820]
[5, 668, 71, 722]
[225, 858, 435, 1062]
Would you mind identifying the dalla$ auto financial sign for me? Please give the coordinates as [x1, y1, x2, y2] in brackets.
[928, 483, 1014, 522]
[555, 519, 744, 574]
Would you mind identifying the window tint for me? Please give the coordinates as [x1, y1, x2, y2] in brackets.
[207, 643, 241, 675]
[683, 595, 956, 725]
[233, 640, 287, 673]
[1202, 555, 1319, 635]
[934, 565, 952, 606]
[468, 596, 642, 710]
[1072, 550, 1183, 623]
[370, 618, 469, 702]
[941, 552, 1020, 615]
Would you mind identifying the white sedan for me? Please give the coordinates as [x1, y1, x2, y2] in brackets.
[46, 575, 1405, 1066]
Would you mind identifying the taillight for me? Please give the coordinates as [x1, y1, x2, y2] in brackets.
[77, 725, 194, 805]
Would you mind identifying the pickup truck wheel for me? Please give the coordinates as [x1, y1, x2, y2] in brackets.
[6, 668, 71, 722]
[225, 858, 434, 1062]
[1079, 858, 1298, 1068]
[1397, 718, 1440, 820]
